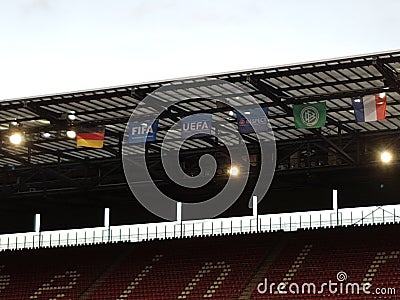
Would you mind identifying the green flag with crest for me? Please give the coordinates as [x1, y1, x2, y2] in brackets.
[293, 102, 326, 129]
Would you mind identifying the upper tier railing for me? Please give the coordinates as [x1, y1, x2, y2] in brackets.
[0, 204, 399, 251]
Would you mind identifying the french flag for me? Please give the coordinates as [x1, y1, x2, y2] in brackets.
[352, 94, 387, 122]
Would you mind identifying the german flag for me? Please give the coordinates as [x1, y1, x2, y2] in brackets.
[76, 126, 105, 148]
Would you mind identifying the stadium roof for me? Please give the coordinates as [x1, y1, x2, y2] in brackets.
[1, 50, 400, 195]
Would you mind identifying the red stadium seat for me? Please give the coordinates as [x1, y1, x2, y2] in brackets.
[0, 224, 399, 299]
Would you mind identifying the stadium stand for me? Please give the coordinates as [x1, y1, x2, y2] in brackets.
[0, 243, 127, 300]
[86, 234, 278, 300]
[1, 50, 400, 300]
[0, 223, 398, 299]
[252, 224, 400, 299]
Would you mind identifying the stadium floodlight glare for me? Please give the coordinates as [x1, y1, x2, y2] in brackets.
[66, 129, 77, 139]
[380, 151, 393, 164]
[9, 132, 23, 145]
[228, 166, 239, 176]
[67, 111, 76, 121]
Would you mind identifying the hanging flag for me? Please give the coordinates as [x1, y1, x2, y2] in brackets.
[237, 106, 269, 133]
[181, 113, 212, 139]
[128, 120, 158, 143]
[352, 94, 387, 122]
[76, 126, 105, 148]
[293, 102, 326, 129]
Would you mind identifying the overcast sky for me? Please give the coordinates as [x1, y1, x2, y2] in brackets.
[0, 0, 399, 100]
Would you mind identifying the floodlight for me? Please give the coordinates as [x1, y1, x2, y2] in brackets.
[66, 130, 77, 139]
[380, 151, 392, 164]
[9, 132, 22, 145]
[67, 111, 76, 121]
[228, 166, 239, 176]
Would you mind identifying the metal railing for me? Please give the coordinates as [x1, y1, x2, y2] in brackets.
[0, 204, 399, 251]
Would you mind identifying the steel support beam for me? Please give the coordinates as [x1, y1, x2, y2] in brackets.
[372, 58, 400, 94]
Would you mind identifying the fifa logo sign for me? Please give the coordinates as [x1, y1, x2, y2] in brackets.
[131, 123, 155, 135]
[127, 120, 158, 143]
